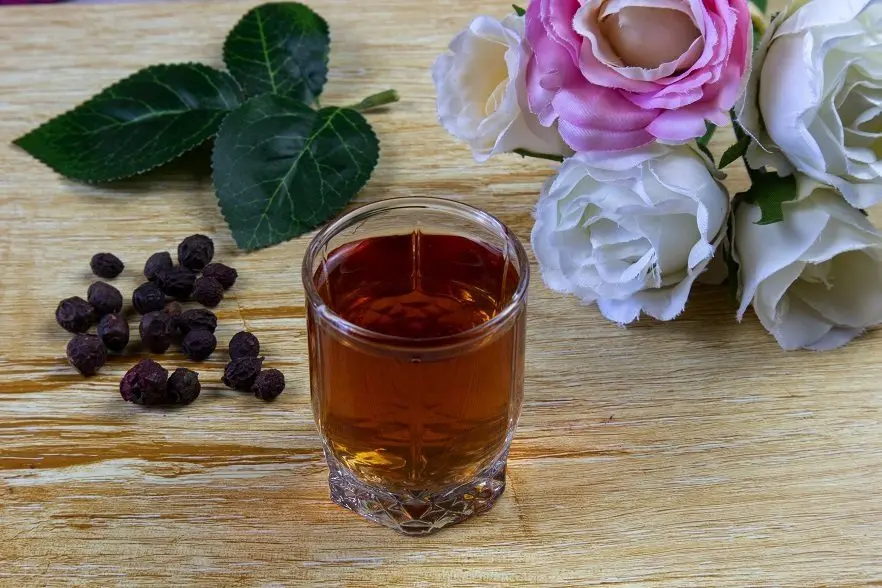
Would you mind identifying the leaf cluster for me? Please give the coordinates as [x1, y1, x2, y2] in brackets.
[15, 2, 395, 250]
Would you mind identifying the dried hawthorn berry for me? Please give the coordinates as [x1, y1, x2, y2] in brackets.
[222, 356, 264, 391]
[156, 267, 196, 301]
[164, 301, 183, 319]
[90, 252, 124, 279]
[66, 334, 107, 376]
[177, 234, 214, 271]
[120, 359, 168, 405]
[132, 282, 166, 315]
[182, 329, 217, 362]
[180, 308, 217, 334]
[56, 296, 95, 333]
[87, 281, 123, 316]
[229, 331, 260, 359]
[163, 301, 184, 335]
[139, 311, 174, 353]
[97, 313, 130, 352]
[144, 251, 173, 282]
[201, 263, 238, 290]
[252, 369, 285, 401]
[193, 276, 224, 307]
[166, 368, 201, 406]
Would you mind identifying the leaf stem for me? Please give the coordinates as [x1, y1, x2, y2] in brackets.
[514, 148, 565, 163]
[349, 89, 399, 112]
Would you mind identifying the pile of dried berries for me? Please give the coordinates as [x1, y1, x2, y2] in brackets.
[120, 359, 201, 406]
[223, 331, 286, 401]
[55, 234, 236, 370]
[53, 235, 286, 407]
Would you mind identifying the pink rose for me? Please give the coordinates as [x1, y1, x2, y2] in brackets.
[526, 0, 752, 152]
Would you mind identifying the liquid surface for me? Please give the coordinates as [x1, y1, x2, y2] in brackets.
[317, 232, 517, 339]
[309, 233, 526, 491]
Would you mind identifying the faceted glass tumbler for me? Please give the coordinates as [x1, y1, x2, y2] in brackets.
[302, 198, 529, 535]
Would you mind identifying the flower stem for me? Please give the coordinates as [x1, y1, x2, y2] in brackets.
[349, 90, 399, 112]
[728, 108, 759, 180]
[749, 2, 769, 35]
[514, 148, 565, 163]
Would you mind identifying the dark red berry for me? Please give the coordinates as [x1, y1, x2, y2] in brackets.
[166, 368, 201, 406]
[132, 282, 166, 315]
[66, 334, 107, 376]
[90, 252, 124, 279]
[252, 369, 285, 401]
[229, 331, 260, 359]
[180, 308, 217, 334]
[163, 301, 184, 335]
[164, 301, 183, 319]
[97, 313, 130, 352]
[156, 267, 196, 301]
[139, 311, 174, 353]
[182, 329, 217, 362]
[201, 263, 238, 290]
[87, 281, 123, 316]
[222, 356, 264, 391]
[56, 296, 95, 333]
[144, 251, 173, 282]
[193, 276, 224, 307]
[120, 359, 168, 405]
[177, 234, 214, 271]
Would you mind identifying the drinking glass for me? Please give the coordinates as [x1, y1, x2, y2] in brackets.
[302, 197, 528, 535]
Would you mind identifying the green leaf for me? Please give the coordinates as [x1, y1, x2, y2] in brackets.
[719, 135, 751, 169]
[14, 64, 243, 183]
[512, 4, 526, 16]
[740, 170, 798, 225]
[212, 94, 379, 250]
[752, 0, 768, 13]
[223, 2, 330, 103]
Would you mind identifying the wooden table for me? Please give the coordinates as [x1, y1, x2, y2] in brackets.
[2, 0, 881, 585]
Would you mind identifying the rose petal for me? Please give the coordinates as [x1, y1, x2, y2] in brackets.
[645, 108, 708, 142]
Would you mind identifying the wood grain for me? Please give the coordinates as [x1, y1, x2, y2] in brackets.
[2, 1, 881, 586]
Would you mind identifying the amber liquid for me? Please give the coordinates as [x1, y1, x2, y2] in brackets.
[309, 232, 526, 492]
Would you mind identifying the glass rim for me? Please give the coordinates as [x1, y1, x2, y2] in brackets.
[301, 197, 530, 349]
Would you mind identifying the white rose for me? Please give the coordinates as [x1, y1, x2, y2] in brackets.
[531, 145, 729, 324]
[738, 0, 882, 209]
[735, 175, 882, 351]
[432, 14, 570, 162]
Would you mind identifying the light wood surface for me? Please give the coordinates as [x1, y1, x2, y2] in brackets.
[2, 1, 881, 586]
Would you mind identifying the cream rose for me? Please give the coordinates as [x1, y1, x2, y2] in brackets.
[735, 175, 882, 351]
[531, 145, 729, 324]
[739, 0, 882, 208]
[432, 14, 570, 162]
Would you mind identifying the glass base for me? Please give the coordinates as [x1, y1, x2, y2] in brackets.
[326, 451, 507, 536]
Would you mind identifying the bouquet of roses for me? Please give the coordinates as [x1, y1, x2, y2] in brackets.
[433, 0, 882, 351]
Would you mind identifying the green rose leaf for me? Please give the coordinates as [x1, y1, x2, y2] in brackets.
[212, 93, 379, 250]
[753, 0, 768, 13]
[223, 2, 330, 103]
[512, 4, 526, 16]
[14, 63, 243, 183]
[719, 135, 751, 169]
[740, 169, 798, 225]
